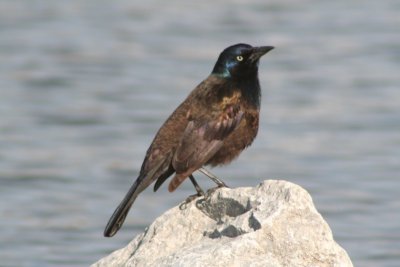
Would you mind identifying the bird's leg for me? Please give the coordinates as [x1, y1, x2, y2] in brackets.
[180, 175, 205, 207]
[198, 167, 228, 188]
[182, 171, 227, 206]
[189, 175, 205, 196]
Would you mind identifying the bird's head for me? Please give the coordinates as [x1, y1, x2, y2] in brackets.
[212, 43, 274, 79]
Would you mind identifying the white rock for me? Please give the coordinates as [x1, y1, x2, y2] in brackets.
[93, 180, 353, 267]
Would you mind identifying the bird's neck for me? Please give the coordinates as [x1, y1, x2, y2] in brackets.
[237, 75, 261, 109]
[212, 74, 261, 109]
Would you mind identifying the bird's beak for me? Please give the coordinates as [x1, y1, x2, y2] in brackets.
[249, 46, 274, 62]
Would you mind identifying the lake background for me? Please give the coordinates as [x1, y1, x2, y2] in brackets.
[0, 1, 399, 266]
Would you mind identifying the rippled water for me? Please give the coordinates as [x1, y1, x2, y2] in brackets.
[1, 1, 399, 266]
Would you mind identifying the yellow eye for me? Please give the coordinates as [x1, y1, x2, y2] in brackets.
[236, 56, 243, 61]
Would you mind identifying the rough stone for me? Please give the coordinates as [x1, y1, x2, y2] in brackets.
[93, 180, 353, 267]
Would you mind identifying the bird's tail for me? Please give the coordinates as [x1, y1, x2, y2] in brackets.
[104, 177, 142, 237]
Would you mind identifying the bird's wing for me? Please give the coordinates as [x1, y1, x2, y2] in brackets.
[169, 105, 244, 192]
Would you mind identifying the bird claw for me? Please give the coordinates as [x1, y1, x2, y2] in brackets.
[179, 192, 204, 210]
[205, 185, 227, 197]
[217, 181, 229, 188]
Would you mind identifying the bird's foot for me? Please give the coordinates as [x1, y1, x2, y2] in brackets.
[179, 191, 205, 210]
[205, 184, 227, 197]
[187, 192, 203, 202]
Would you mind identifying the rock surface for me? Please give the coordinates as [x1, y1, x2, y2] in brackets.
[93, 180, 353, 267]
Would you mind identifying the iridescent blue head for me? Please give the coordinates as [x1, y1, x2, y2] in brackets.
[212, 43, 274, 79]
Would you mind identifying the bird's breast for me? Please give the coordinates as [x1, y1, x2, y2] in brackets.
[206, 107, 259, 166]
[220, 90, 241, 110]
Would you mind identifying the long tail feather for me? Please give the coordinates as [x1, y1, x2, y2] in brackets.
[104, 178, 141, 237]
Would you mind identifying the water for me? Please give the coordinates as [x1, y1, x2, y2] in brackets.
[0, 1, 399, 266]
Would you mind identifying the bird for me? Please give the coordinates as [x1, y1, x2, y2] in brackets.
[104, 43, 274, 237]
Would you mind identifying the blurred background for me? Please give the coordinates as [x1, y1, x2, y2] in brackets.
[0, 0, 399, 266]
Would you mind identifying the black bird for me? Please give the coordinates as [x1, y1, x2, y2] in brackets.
[104, 43, 274, 237]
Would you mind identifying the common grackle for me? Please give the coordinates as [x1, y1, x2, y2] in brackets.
[104, 43, 274, 237]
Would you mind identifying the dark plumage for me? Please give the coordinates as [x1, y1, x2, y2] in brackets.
[104, 43, 274, 237]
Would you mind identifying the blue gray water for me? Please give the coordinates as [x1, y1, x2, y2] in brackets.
[0, 1, 399, 266]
